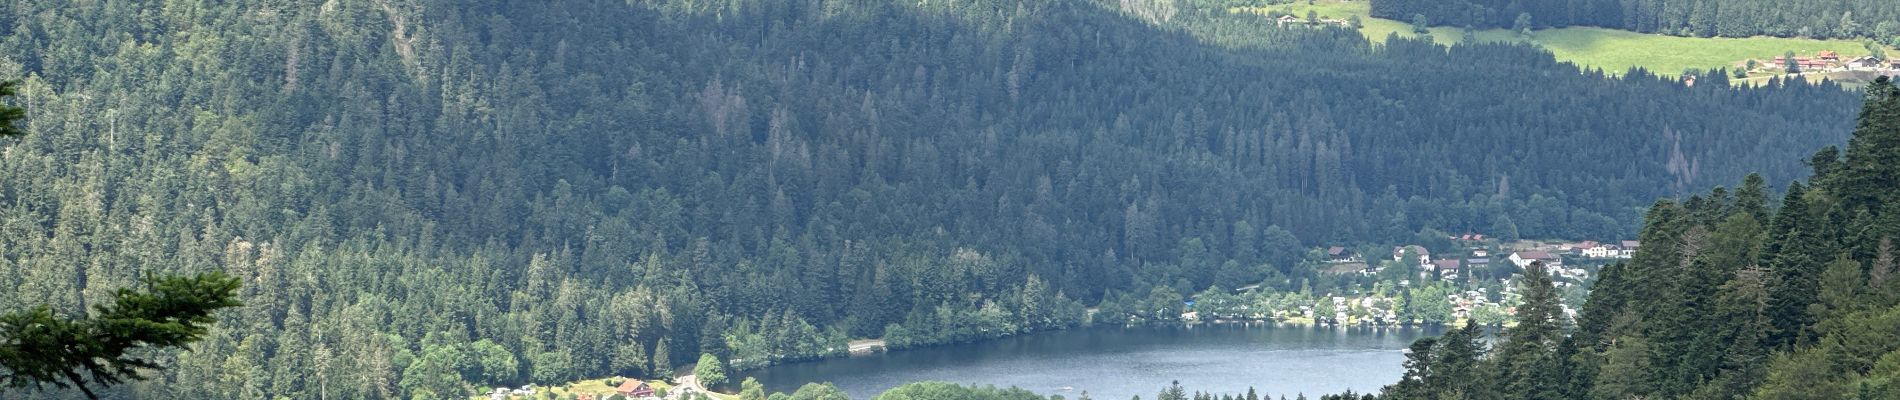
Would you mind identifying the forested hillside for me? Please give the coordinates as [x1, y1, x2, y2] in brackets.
[0, 0, 1865, 398]
[1371, 0, 1900, 41]
[1370, 77, 1900, 400]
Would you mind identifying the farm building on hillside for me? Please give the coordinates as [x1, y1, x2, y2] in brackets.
[1326, 246, 1363, 263]
[1847, 56, 1885, 70]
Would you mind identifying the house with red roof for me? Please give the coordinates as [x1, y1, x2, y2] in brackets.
[617, 380, 656, 398]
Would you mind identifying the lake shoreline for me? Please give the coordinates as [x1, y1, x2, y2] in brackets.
[735, 323, 1439, 400]
[745, 318, 1451, 374]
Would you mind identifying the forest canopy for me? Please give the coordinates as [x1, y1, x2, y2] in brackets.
[0, 0, 1869, 398]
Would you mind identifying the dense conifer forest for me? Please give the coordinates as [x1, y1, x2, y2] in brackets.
[1332, 76, 1900, 400]
[0, 0, 1876, 398]
[1370, 0, 1900, 41]
[879, 76, 1900, 400]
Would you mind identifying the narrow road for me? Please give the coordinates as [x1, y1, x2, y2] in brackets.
[672, 372, 716, 400]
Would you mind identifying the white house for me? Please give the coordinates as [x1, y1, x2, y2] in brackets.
[1582, 245, 1617, 258]
[1510, 251, 1561, 268]
[1847, 56, 1885, 71]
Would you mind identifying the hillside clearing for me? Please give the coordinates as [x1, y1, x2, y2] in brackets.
[1235, 0, 1892, 77]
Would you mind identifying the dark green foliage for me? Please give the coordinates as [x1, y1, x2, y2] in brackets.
[0, 273, 241, 399]
[1366, 55, 1900, 400]
[875, 382, 1050, 400]
[0, 82, 22, 138]
[0, 0, 1873, 398]
[1490, 263, 1564, 400]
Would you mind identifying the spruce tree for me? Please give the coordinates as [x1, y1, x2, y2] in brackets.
[1492, 262, 1564, 400]
[0, 272, 242, 399]
[1839, 77, 1900, 218]
[1382, 337, 1437, 399]
[1764, 185, 1835, 349]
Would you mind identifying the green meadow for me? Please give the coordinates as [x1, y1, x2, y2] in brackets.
[1237, 0, 1891, 78]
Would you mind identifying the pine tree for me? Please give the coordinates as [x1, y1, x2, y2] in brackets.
[1430, 323, 1484, 397]
[0, 272, 242, 399]
[1764, 185, 1835, 348]
[1382, 337, 1437, 399]
[1492, 262, 1564, 399]
[1839, 77, 1900, 218]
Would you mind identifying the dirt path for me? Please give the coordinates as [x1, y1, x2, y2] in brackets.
[848, 339, 887, 354]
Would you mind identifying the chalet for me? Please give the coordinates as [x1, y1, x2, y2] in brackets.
[1392, 245, 1431, 267]
[1432, 259, 1462, 273]
[1276, 15, 1302, 26]
[617, 380, 656, 398]
[1619, 240, 1641, 258]
[1326, 246, 1363, 263]
[1818, 50, 1840, 62]
[1510, 251, 1561, 268]
[1847, 56, 1885, 70]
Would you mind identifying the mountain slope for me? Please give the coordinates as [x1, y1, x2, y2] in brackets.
[0, 0, 1868, 398]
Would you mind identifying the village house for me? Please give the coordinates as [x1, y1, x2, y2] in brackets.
[1326, 246, 1362, 263]
[1817, 50, 1840, 62]
[1276, 15, 1301, 26]
[1847, 56, 1886, 71]
[1581, 244, 1619, 259]
[1432, 259, 1462, 278]
[617, 380, 656, 398]
[1392, 245, 1431, 267]
[1619, 240, 1640, 258]
[1509, 251, 1562, 269]
[1562, 241, 1599, 253]
[1465, 257, 1491, 268]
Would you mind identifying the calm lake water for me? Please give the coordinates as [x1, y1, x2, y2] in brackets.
[736, 324, 1440, 400]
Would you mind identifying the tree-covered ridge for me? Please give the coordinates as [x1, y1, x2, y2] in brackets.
[1372, 77, 1900, 400]
[0, 0, 1866, 398]
[1370, 0, 1900, 41]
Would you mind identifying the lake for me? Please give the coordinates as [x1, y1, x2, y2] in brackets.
[735, 324, 1441, 400]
